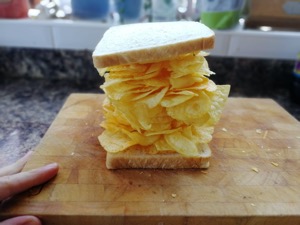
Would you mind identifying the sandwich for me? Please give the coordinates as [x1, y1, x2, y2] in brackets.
[92, 21, 230, 169]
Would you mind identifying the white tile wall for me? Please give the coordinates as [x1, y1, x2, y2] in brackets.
[0, 19, 299, 60]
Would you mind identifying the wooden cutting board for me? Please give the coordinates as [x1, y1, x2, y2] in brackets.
[1, 93, 300, 225]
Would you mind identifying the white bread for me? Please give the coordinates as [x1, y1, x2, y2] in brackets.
[92, 21, 215, 68]
[106, 144, 211, 169]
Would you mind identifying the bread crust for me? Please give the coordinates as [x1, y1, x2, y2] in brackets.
[106, 144, 211, 169]
[93, 21, 215, 68]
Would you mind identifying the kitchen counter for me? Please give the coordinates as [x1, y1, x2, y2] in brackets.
[1, 47, 300, 168]
[0, 77, 102, 167]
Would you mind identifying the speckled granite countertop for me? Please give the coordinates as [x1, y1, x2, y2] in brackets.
[1, 47, 300, 167]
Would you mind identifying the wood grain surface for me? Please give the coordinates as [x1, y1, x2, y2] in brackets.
[1, 93, 300, 225]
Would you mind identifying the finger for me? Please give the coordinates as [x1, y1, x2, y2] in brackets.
[0, 163, 59, 200]
[0, 151, 33, 177]
[0, 215, 41, 225]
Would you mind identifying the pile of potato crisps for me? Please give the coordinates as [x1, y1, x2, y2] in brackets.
[98, 52, 230, 157]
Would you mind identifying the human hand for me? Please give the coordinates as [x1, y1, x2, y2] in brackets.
[0, 151, 59, 225]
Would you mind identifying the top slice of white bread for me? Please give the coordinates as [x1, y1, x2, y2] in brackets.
[92, 21, 215, 68]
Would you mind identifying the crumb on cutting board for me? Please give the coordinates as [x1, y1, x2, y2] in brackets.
[221, 127, 227, 132]
[256, 129, 262, 134]
[251, 167, 259, 173]
[263, 130, 268, 139]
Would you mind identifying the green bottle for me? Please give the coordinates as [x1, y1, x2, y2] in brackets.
[200, 0, 245, 30]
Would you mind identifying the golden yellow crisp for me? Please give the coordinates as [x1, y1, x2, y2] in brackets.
[99, 52, 230, 157]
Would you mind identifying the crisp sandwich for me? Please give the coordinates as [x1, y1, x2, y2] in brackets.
[92, 21, 230, 169]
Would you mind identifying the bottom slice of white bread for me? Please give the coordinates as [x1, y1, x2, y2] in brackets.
[106, 144, 211, 169]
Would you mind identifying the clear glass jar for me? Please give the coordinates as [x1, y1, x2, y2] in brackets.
[151, 0, 178, 22]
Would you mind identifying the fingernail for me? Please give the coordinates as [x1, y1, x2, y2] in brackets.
[24, 151, 33, 158]
[44, 162, 59, 170]
[22, 216, 42, 225]
[26, 151, 33, 155]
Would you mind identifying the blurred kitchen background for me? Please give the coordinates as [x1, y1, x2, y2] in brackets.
[0, 0, 300, 164]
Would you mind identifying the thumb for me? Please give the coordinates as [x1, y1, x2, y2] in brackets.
[0, 216, 41, 225]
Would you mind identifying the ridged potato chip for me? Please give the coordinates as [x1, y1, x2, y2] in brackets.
[99, 52, 230, 155]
